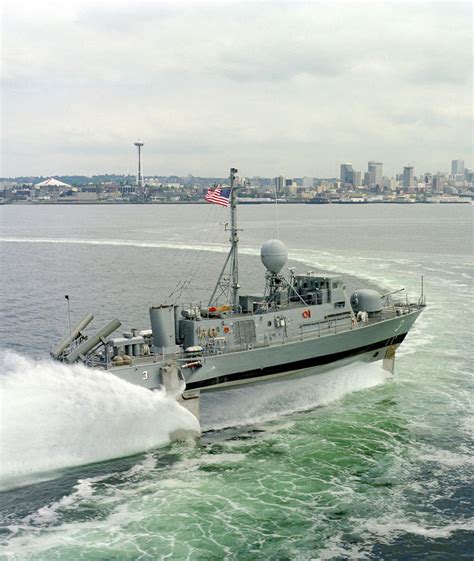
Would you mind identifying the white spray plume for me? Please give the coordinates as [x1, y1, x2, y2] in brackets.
[0, 352, 200, 489]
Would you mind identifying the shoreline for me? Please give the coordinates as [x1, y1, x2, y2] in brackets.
[1, 199, 472, 206]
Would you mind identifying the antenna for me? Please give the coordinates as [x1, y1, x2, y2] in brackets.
[65, 295, 72, 350]
[273, 178, 280, 239]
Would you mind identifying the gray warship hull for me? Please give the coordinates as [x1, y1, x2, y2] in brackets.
[105, 309, 421, 398]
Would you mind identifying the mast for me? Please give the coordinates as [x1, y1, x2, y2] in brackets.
[229, 167, 239, 309]
[208, 167, 240, 310]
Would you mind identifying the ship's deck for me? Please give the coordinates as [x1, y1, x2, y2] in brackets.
[92, 303, 420, 370]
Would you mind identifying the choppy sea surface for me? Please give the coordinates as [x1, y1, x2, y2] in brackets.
[0, 203, 472, 560]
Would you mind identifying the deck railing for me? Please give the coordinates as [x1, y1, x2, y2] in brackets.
[100, 302, 420, 366]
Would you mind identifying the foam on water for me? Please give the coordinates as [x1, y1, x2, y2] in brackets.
[23, 476, 105, 526]
[364, 519, 474, 540]
[0, 352, 200, 490]
[0, 236, 233, 255]
[201, 361, 390, 431]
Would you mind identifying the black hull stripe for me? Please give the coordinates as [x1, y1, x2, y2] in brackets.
[186, 333, 407, 391]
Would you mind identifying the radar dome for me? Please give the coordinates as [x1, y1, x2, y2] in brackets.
[350, 289, 382, 313]
[260, 239, 288, 274]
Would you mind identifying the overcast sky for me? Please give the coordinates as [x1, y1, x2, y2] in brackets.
[2, 0, 472, 178]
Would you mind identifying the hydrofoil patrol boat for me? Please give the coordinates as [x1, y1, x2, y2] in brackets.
[51, 168, 426, 419]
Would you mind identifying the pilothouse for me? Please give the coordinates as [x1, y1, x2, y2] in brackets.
[51, 167, 426, 420]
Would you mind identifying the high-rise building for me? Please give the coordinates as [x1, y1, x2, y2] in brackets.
[340, 163, 354, 185]
[285, 179, 297, 192]
[451, 159, 465, 176]
[432, 174, 443, 194]
[403, 165, 414, 190]
[353, 170, 362, 187]
[368, 161, 383, 188]
[274, 176, 286, 193]
[383, 177, 396, 191]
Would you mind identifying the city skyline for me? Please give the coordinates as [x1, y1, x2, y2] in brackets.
[0, 155, 470, 183]
[2, 0, 472, 177]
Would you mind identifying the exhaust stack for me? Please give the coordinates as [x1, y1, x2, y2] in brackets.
[149, 305, 179, 352]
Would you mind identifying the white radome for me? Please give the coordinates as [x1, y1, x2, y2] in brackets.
[260, 239, 288, 274]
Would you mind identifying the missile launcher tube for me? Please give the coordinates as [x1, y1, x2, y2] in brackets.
[51, 312, 94, 359]
[64, 319, 121, 363]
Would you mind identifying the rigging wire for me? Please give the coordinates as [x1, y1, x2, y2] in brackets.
[170, 202, 227, 305]
[164, 202, 220, 303]
[174, 210, 227, 304]
[273, 179, 280, 240]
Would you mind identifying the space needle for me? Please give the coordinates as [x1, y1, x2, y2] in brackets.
[134, 139, 144, 196]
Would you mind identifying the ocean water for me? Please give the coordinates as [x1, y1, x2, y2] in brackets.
[0, 203, 472, 560]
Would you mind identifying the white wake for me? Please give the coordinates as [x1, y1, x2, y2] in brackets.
[0, 236, 234, 254]
[200, 361, 390, 431]
[0, 352, 200, 490]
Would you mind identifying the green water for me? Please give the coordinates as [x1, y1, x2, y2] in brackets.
[1, 204, 472, 560]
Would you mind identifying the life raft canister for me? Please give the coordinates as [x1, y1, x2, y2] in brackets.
[302, 309, 311, 319]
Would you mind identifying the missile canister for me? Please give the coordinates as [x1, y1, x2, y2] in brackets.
[51, 312, 94, 359]
[64, 319, 121, 363]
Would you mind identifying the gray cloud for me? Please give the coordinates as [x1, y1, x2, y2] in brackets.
[1, 0, 472, 177]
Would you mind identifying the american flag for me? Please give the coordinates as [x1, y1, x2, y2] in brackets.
[204, 185, 232, 207]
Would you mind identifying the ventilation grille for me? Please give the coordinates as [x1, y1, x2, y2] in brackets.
[234, 320, 256, 346]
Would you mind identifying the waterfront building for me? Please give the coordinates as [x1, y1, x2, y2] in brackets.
[403, 165, 414, 190]
[383, 177, 397, 191]
[35, 177, 71, 190]
[451, 159, 465, 176]
[274, 176, 286, 193]
[368, 161, 383, 188]
[353, 170, 362, 187]
[120, 185, 136, 197]
[340, 163, 354, 185]
[284, 179, 297, 194]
